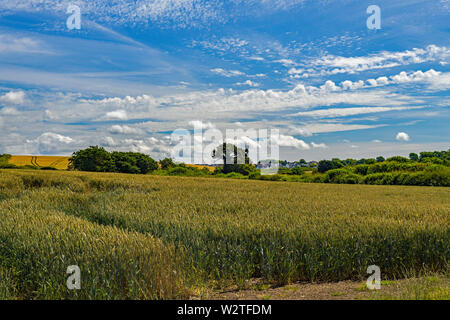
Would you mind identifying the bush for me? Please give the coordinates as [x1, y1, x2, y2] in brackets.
[167, 167, 188, 176]
[248, 172, 261, 180]
[40, 166, 58, 171]
[0, 163, 17, 169]
[223, 172, 246, 179]
[318, 159, 343, 173]
[336, 173, 361, 184]
[324, 169, 349, 183]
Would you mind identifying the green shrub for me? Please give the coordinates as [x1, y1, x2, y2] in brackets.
[354, 164, 369, 175]
[324, 169, 349, 183]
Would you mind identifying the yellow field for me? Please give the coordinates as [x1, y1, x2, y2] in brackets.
[185, 164, 216, 171]
[7, 156, 215, 171]
[8, 155, 70, 170]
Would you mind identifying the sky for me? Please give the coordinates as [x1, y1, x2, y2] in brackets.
[0, 0, 449, 162]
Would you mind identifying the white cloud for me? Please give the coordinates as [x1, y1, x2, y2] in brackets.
[0, 107, 20, 115]
[390, 69, 441, 84]
[109, 125, 144, 135]
[86, 84, 411, 123]
[193, 37, 249, 51]
[339, 69, 442, 91]
[301, 123, 384, 134]
[0, 33, 48, 54]
[236, 80, 260, 87]
[0, 91, 26, 105]
[273, 134, 310, 149]
[341, 80, 365, 90]
[188, 120, 215, 130]
[105, 110, 128, 120]
[44, 109, 56, 120]
[426, 72, 450, 90]
[293, 106, 420, 118]
[275, 59, 297, 67]
[211, 68, 245, 77]
[248, 56, 264, 61]
[311, 142, 327, 148]
[310, 45, 450, 75]
[288, 68, 304, 75]
[320, 80, 340, 92]
[291, 127, 313, 137]
[27, 132, 74, 154]
[100, 136, 117, 147]
[396, 132, 410, 142]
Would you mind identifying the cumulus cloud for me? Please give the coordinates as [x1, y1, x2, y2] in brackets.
[310, 45, 450, 75]
[109, 125, 144, 135]
[27, 132, 74, 154]
[339, 69, 442, 91]
[105, 110, 128, 120]
[396, 132, 410, 141]
[100, 136, 117, 147]
[273, 134, 310, 149]
[0, 91, 25, 105]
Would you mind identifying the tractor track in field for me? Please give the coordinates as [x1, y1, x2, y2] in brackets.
[30, 156, 40, 167]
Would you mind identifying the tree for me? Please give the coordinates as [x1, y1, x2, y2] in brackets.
[212, 143, 250, 174]
[69, 146, 113, 172]
[376, 156, 385, 163]
[364, 158, 377, 165]
[317, 159, 343, 173]
[133, 153, 158, 174]
[111, 152, 158, 174]
[409, 153, 419, 161]
[160, 157, 176, 170]
[70, 147, 158, 174]
[291, 166, 305, 175]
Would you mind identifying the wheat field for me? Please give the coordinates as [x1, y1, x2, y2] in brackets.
[0, 169, 448, 299]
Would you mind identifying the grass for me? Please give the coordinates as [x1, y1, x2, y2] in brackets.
[0, 169, 448, 299]
[370, 275, 450, 300]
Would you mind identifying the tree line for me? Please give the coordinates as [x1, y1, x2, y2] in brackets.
[1, 146, 449, 186]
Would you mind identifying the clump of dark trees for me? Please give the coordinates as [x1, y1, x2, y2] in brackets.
[69, 146, 158, 174]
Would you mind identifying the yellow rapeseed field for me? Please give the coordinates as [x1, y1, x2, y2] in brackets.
[185, 164, 216, 171]
[8, 155, 70, 170]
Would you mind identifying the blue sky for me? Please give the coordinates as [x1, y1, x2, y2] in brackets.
[0, 0, 449, 161]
